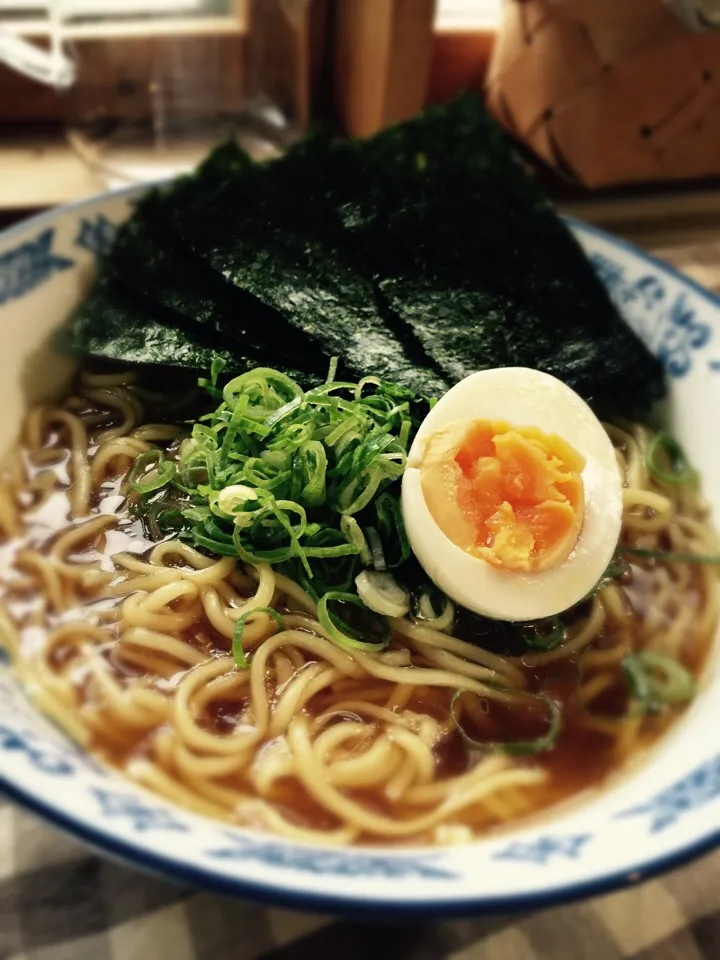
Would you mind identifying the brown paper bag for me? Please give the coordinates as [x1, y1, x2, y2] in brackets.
[485, 0, 720, 187]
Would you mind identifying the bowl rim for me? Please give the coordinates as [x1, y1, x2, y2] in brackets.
[2, 190, 720, 917]
[3, 765, 720, 919]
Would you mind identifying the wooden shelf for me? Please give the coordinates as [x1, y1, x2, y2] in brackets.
[0, 136, 106, 209]
[559, 186, 720, 249]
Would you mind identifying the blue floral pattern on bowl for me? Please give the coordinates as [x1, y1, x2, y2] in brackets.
[588, 251, 711, 378]
[207, 832, 455, 879]
[92, 788, 190, 833]
[74, 214, 118, 257]
[0, 198, 719, 916]
[493, 834, 591, 865]
[0, 228, 73, 306]
[618, 754, 720, 833]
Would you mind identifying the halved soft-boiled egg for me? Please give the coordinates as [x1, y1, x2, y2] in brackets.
[402, 368, 623, 622]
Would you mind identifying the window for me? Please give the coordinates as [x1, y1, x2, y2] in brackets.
[435, 0, 501, 30]
[0, 1, 247, 37]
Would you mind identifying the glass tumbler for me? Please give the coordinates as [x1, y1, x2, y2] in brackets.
[0, 0, 312, 185]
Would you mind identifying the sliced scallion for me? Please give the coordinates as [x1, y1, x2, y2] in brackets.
[520, 616, 566, 651]
[232, 607, 285, 668]
[415, 587, 455, 632]
[297, 440, 327, 507]
[355, 570, 411, 617]
[134, 364, 428, 613]
[365, 526, 387, 572]
[317, 591, 390, 652]
[128, 450, 176, 493]
[325, 356, 339, 384]
[451, 690, 561, 756]
[375, 492, 410, 569]
[644, 432, 695, 485]
[217, 484, 259, 516]
[583, 554, 631, 600]
[623, 650, 696, 712]
[619, 545, 720, 565]
[340, 516, 371, 566]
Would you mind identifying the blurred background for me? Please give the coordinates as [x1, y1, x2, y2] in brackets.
[3, 0, 720, 251]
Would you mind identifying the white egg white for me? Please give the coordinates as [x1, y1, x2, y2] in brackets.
[402, 367, 623, 622]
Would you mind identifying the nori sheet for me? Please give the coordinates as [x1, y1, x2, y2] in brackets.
[319, 96, 666, 413]
[162, 136, 451, 397]
[61, 271, 306, 383]
[65, 97, 666, 414]
[107, 146, 327, 376]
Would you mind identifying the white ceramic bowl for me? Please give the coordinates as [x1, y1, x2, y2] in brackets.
[1, 190, 720, 918]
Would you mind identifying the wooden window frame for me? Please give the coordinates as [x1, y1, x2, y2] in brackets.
[0, 0, 247, 38]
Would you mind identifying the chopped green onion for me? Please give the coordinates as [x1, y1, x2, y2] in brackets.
[128, 450, 176, 493]
[338, 467, 384, 515]
[191, 528, 241, 556]
[365, 526, 387, 571]
[415, 588, 455, 632]
[451, 690, 561, 755]
[623, 650, 696, 713]
[644, 432, 695, 485]
[326, 356, 339, 384]
[296, 440, 327, 507]
[583, 554, 631, 600]
[223, 367, 302, 411]
[520, 617, 566, 651]
[147, 505, 184, 536]
[303, 542, 359, 559]
[606, 555, 631, 579]
[355, 376, 381, 400]
[217, 484, 259, 516]
[317, 591, 390, 652]
[263, 396, 304, 432]
[375, 492, 410, 569]
[134, 364, 427, 613]
[232, 607, 285, 668]
[340, 516, 371, 565]
[355, 571, 411, 617]
[197, 355, 227, 399]
[619, 545, 720, 565]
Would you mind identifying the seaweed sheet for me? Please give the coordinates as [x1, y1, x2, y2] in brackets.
[66, 98, 665, 414]
[107, 146, 326, 376]
[164, 138, 451, 397]
[320, 96, 666, 413]
[62, 271, 306, 381]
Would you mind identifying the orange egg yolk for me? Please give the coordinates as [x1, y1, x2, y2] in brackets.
[420, 419, 586, 573]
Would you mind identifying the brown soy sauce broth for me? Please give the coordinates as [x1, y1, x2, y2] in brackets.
[0, 362, 716, 843]
[5, 516, 715, 841]
[404, 565, 713, 837]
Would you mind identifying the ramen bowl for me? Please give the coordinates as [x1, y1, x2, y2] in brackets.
[0, 190, 719, 917]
